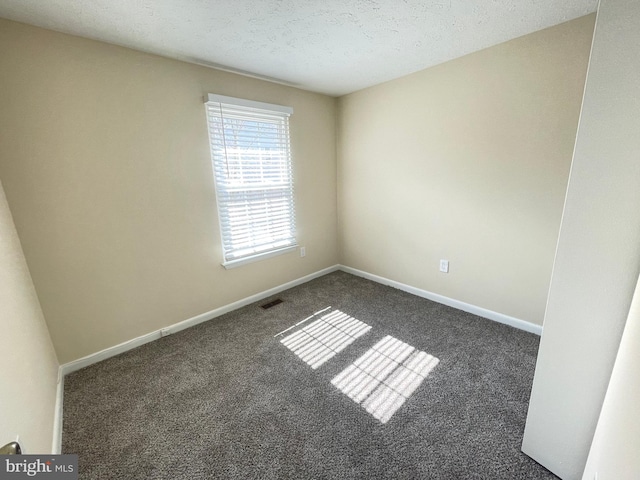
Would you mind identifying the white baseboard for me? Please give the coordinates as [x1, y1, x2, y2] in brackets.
[59, 330, 162, 378]
[51, 375, 64, 454]
[58, 262, 540, 380]
[59, 264, 340, 377]
[338, 265, 543, 336]
[53, 262, 538, 452]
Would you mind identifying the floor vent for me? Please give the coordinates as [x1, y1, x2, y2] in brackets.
[261, 298, 284, 309]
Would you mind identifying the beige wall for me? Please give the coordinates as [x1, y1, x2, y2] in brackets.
[0, 19, 338, 364]
[337, 15, 595, 326]
[522, 0, 640, 478]
[0, 179, 59, 453]
[582, 274, 640, 480]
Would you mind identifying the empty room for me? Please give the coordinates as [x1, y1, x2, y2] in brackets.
[1, 0, 639, 479]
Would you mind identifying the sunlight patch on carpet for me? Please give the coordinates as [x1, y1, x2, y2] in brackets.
[331, 335, 439, 423]
[280, 309, 372, 369]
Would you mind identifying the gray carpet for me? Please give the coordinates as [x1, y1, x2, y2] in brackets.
[62, 271, 557, 479]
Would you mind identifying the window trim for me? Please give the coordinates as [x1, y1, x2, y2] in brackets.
[207, 94, 293, 116]
[221, 245, 297, 269]
[204, 94, 297, 269]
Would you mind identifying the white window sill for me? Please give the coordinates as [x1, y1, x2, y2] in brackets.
[222, 245, 298, 269]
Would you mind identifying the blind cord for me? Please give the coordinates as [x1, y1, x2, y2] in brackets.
[218, 103, 230, 178]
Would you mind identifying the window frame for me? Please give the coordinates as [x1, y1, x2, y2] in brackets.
[204, 93, 297, 269]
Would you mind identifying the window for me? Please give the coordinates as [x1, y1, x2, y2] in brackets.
[205, 94, 297, 268]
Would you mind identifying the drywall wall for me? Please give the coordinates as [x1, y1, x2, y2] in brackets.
[337, 15, 595, 326]
[0, 19, 338, 364]
[582, 274, 640, 480]
[0, 179, 59, 453]
[522, 0, 640, 478]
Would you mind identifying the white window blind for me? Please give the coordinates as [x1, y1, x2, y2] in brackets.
[205, 94, 297, 268]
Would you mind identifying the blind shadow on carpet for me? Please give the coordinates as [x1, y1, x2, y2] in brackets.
[277, 308, 439, 424]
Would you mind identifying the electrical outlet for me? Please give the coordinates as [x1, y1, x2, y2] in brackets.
[300, 246, 306, 257]
[439, 259, 449, 273]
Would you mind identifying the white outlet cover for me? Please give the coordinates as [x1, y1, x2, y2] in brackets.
[440, 259, 449, 273]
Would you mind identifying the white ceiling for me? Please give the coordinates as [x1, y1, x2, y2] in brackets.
[0, 0, 598, 96]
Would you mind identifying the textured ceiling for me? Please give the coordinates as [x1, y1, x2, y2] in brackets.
[0, 0, 598, 96]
